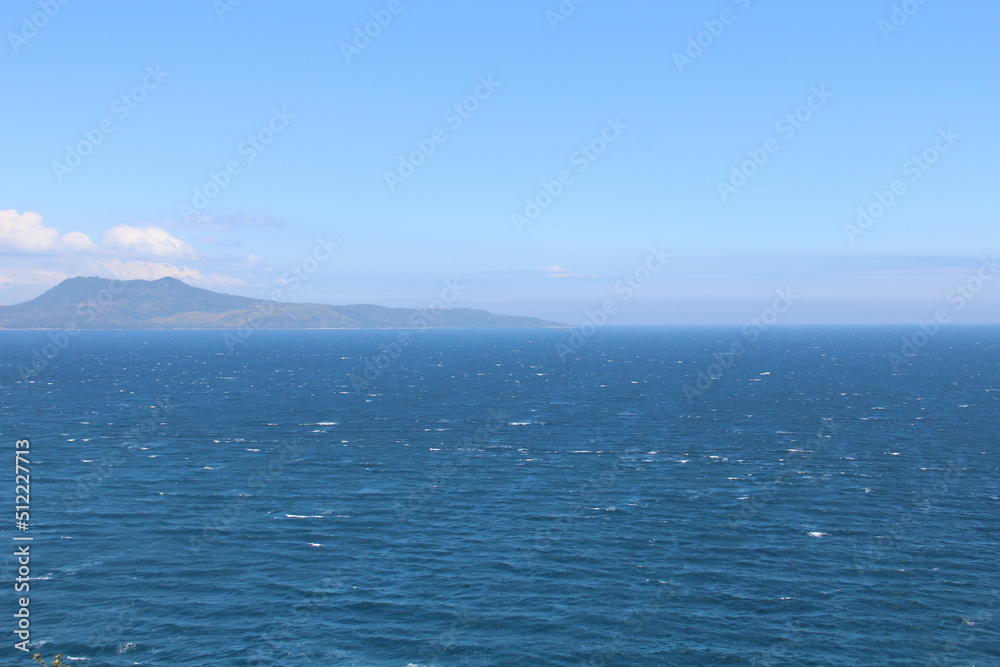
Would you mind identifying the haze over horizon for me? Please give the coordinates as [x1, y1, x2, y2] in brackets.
[2, 0, 998, 325]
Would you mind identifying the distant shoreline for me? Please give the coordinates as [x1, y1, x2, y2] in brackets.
[0, 325, 574, 331]
[1, 324, 998, 331]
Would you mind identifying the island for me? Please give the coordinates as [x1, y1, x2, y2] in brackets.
[0, 276, 566, 329]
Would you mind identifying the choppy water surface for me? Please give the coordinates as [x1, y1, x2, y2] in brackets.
[1, 327, 997, 666]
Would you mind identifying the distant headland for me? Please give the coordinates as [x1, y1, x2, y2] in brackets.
[0, 276, 565, 330]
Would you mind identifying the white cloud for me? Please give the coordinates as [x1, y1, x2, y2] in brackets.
[0, 269, 71, 296]
[62, 231, 99, 252]
[98, 259, 245, 288]
[0, 209, 99, 255]
[102, 225, 197, 260]
[544, 265, 571, 278]
[0, 211, 263, 297]
[99, 259, 205, 282]
[0, 210, 60, 253]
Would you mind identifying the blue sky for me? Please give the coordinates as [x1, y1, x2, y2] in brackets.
[1, 0, 998, 324]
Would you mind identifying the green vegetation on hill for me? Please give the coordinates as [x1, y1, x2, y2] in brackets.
[0, 277, 565, 330]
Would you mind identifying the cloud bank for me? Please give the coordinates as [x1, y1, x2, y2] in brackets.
[0, 210, 241, 291]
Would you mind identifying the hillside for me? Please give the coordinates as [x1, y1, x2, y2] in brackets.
[0, 277, 564, 330]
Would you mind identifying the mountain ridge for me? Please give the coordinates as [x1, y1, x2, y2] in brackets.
[0, 276, 566, 329]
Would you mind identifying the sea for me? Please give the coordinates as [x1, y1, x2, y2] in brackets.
[1, 326, 997, 666]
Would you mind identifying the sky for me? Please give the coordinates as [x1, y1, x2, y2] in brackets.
[1, 0, 998, 324]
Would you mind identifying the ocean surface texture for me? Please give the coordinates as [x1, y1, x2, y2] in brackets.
[1, 327, 997, 666]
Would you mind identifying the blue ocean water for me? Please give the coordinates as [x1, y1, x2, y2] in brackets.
[1, 327, 998, 666]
